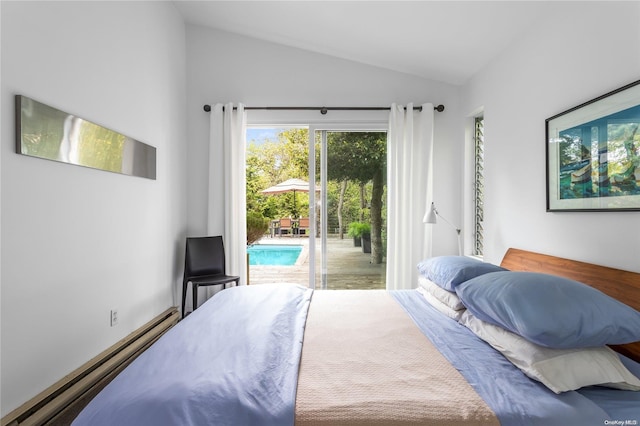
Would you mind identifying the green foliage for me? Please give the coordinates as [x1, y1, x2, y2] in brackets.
[347, 221, 371, 237]
[278, 129, 309, 178]
[326, 132, 386, 183]
[246, 128, 313, 219]
[246, 211, 269, 245]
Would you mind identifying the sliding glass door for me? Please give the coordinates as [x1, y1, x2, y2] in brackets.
[310, 129, 387, 290]
[246, 125, 387, 290]
[246, 127, 311, 286]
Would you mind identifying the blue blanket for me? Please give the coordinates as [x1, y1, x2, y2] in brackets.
[74, 286, 640, 425]
[72, 284, 313, 426]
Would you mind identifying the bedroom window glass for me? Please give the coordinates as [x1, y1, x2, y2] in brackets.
[473, 116, 485, 257]
[245, 126, 387, 290]
[313, 130, 387, 290]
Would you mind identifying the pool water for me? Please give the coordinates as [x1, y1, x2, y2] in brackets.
[247, 245, 302, 266]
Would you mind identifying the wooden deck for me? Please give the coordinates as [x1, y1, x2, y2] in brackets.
[248, 236, 386, 290]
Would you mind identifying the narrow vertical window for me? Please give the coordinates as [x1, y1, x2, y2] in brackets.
[473, 116, 484, 257]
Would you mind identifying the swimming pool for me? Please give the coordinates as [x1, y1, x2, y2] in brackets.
[247, 245, 303, 266]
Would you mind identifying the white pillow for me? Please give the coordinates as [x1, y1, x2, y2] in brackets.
[459, 310, 640, 394]
[417, 287, 465, 321]
[417, 276, 465, 311]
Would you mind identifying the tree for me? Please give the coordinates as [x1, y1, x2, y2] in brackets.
[326, 132, 386, 264]
[246, 128, 313, 219]
[336, 179, 348, 238]
[278, 128, 309, 179]
[246, 211, 269, 245]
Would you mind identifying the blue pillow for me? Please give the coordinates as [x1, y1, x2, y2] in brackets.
[456, 271, 640, 349]
[416, 256, 506, 292]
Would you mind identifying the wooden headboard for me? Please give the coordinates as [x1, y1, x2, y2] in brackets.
[501, 248, 640, 363]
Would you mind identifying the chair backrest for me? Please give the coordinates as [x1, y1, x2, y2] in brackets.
[279, 218, 292, 228]
[185, 236, 226, 278]
[299, 217, 309, 228]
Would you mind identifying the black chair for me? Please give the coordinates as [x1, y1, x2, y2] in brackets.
[182, 236, 240, 317]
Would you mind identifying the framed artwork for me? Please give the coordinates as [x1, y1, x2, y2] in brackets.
[546, 80, 640, 211]
[15, 95, 156, 180]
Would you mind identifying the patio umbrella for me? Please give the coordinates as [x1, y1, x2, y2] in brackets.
[260, 178, 320, 215]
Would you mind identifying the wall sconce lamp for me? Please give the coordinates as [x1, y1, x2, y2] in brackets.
[423, 202, 462, 256]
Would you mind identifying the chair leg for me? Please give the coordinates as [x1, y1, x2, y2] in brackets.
[181, 280, 188, 318]
[192, 283, 198, 312]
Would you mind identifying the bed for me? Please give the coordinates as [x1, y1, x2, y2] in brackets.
[72, 248, 640, 425]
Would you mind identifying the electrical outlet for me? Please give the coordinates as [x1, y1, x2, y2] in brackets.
[110, 309, 119, 327]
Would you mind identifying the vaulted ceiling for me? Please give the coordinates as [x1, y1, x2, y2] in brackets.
[173, 1, 564, 85]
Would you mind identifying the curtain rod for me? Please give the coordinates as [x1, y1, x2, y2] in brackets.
[203, 104, 445, 114]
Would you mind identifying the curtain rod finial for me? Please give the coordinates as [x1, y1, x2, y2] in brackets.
[203, 104, 211, 112]
[434, 104, 445, 112]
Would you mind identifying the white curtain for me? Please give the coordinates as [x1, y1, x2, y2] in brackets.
[386, 103, 434, 290]
[208, 103, 247, 286]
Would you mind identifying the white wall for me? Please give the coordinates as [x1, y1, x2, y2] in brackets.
[0, 1, 187, 414]
[185, 25, 463, 255]
[461, 2, 640, 272]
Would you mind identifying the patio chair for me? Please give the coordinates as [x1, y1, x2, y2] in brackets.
[298, 217, 310, 235]
[279, 218, 292, 236]
[269, 219, 280, 237]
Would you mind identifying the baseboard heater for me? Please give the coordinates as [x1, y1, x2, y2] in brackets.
[2, 307, 179, 426]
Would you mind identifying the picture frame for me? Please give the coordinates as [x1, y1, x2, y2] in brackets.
[546, 80, 640, 211]
[15, 95, 156, 180]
